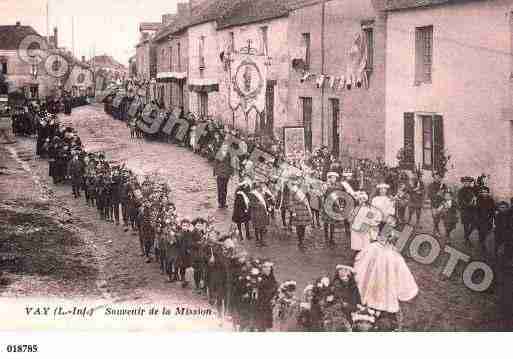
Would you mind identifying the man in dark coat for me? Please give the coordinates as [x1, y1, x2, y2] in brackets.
[232, 180, 252, 241]
[428, 174, 444, 236]
[36, 118, 50, 155]
[213, 151, 233, 209]
[110, 169, 122, 225]
[120, 175, 130, 231]
[176, 219, 193, 287]
[476, 187, 495, 250]
[68, 152, 84, 198]
[255, 262, 278, 332]
[191, 218, 208, 293]
[495, 201, 512, 258]
[458, 177, 477, 245]
[140, 205, 155, 263]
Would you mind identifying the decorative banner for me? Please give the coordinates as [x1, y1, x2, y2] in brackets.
[215, 134, 245, 161]
[283, 126, 306, 160]
[112, 93, 125, 108]
[161, 111, 178, 135]
[174, 120, 190, 141]
[128, 96, 143, 118]
[345, 32, 368, 90]
[195, 122, 209, 142]
[229, 54, 267, 115]
[141, 103, 156, 120]
[249, 148, 276, 183]
[136, 107, 166, 135]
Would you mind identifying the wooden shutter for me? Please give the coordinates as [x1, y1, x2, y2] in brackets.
[433, 115, 444, 174]
[403, 112, 415, 169]
[303, 97, 313, 152]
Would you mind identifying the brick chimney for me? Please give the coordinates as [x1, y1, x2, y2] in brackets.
[53, 27, 58, 48]
[177, 2, 190, 17]
[161, 13, 176, 25]
[189, 0, 209, 10]
[15, 21, 21, 26]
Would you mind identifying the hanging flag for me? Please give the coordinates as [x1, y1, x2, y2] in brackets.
[338, 75, 346, 91]
[300, 72, 315, 83]
[316, 75, 326, 89]
[329, 76, 336, 89]
[229, 53, 267, 115]
[345, 32, 369, 90]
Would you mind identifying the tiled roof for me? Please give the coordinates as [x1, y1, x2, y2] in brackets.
[139, 22, 162, 32]
[152, 0, 336, 41]
[216, 0, 289, 29]
[153, 0, 240, 42]
[89, 55, 127, 70]
[385, 0, 481, 11]
[284, 0, 325, 11]
[0, 25, 42, 50]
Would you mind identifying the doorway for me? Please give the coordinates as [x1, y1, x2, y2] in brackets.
[330, 98, 340, 157]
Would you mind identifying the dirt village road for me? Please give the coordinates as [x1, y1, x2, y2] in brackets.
[0, 104, 506, 331]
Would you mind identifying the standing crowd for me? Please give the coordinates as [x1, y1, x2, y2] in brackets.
[33, 108, 424, 331]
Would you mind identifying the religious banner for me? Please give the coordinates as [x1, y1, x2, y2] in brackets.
[283, 126, 306, 161]
[345, 32, 369, 90]
[128, 96, 143, 118]
[136, 107, 166, 135]
[161, 111, 178, 135]
[229, 53, 267, 115]
[195, 122, 209, 142]
[174, 120, 190, 142]
[249, 147, 276, 183]
[112, 92, 126, 108]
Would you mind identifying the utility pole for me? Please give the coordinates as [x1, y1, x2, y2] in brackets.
[72, 16, 75, 57]
[320, 0, 326, 146]
[46, 0, 50, 38]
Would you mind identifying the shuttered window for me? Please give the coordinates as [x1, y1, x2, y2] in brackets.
[415, 26, 433, 85]
[260, 26, 269, 56]
[302, 33, 311, 70]
[404, 113, 444, 171]
[364, 27, 374, 70]
[403, 112, 415, 169]
[422, 115, 433, 169]
[177, 43, 181, 72]
[199, 93, 208, 117]
[300, 97, 313, 152]
[433, 115, 444, 174]
[169, 46, 173, 72]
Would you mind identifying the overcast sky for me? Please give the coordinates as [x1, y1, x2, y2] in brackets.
[0, 0, 179, 66]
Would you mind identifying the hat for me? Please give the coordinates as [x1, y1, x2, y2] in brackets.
[335, 264, 354, 273]
[327, 171, 339, 179]
[287, 174, 302, 182]
[238, 178, 252, 188]
[303, 284, 314, 294]
[461, 176, 474, 184]
[479, 186, 490, 194]
[376, 183, 390, 190]
[342, 169, 353, 177]
[356, 191, 369, 202]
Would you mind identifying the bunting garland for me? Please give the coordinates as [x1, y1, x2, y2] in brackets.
[294, 31, 370, 91]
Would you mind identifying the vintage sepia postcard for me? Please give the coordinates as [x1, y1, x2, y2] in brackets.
[0, 0, 512, 351]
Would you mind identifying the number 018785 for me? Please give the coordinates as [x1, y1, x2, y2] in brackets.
[6, 344, 39, 353]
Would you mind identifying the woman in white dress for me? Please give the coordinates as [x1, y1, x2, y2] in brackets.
[353, 226, 418, 330]
[350, 191, 380, 254]
[371, 183, 395, 230]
